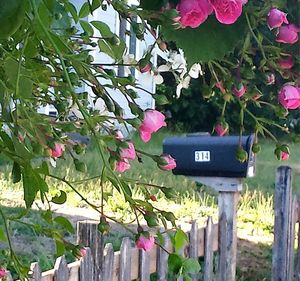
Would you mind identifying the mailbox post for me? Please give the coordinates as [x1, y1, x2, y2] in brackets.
[163, 134, 255, 281]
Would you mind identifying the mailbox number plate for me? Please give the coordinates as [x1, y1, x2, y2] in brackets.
[195, 151, 210, 162]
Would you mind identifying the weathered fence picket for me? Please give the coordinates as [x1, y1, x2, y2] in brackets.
[156, 231, 170, 281]
[102, 244, 114, 281]
[119, 237, 131, 281]
[204, 217, 214, 281]
[271, 166, 300, 281]
[79, 248, 93, 281]
[30, 263, 41, 281]
[54, 256, 68, 281]
[188, 221, 199, 281]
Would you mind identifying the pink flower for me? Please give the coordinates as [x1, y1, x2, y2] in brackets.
[119, 142, 136, 160]
[136, 234, 155, 251]
[278, 85, 300, 109]
[266, 73, 275, 85]
[252, 93, 262, 101]
[140, 64, 152, 73]
[215, 123, 228, 136]
[158, 154, 177, 171]
[267, 8, 288, 29]
[176, 0, 213, 28]
[115, 130, 124, 140]
[281, 151, 289, 161]
[115, 159, 131, 173]
[215, 81, 226, 93]
[209, 0, 243, 25]
[233, 83, 246, 97]
[276, 24, 299, 44]
[0, 268, 6, 278]
[139, 110, 167, 143]
[79, 248, 87, 257]
[278, 55, 295, 69]
[51, 143, 64, 158]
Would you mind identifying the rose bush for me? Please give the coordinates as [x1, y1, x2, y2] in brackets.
[0, 0, 299, 278]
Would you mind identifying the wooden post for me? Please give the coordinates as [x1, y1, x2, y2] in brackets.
[77, 220, 104, 281]
[217, 191, 239, 281]
[272, 166, 294, 281]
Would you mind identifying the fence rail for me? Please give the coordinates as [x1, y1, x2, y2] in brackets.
[9, 219, 219, 281]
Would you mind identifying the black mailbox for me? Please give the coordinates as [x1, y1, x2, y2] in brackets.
[163, 134, 255, 178]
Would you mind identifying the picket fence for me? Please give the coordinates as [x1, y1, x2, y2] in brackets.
[8, 218, 219, 281]
[272, 166, 300, 281]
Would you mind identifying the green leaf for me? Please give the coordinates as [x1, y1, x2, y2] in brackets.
[174, 229, 188, 253]
[0, 131, 14, 151]
[182, 258, 201, 275]
[65, 2, 78, 22]
[12, 162, 21, 183]
[0, 0, 25, 39]
[22, 165, 49, 208]
[55, 239, 65, 256]
[3, 58, 33, 99]
[54, 216, 75, 234]
[162, 15, 247, 65]
[168, 253, 183, 275]
[79, 2, 90, 18]
[0, 228, 7, 242]
[80, 20, 94, 36]
[51, 191, 67, 205]
[140, 0, 167, 10]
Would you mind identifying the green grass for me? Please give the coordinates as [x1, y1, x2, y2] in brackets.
[1, 129, 298, 280]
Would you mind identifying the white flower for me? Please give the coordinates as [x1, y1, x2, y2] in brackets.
[176, 76, 191, 98]
[123, 54, 137, 65]
[189, 63, 202, 79]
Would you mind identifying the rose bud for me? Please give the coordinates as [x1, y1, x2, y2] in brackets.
[139, 110, 167, 143]
[135, 234, 155, 252]
[158, 154, 176, 171]
[278, 55, 295, 69]
[267, 8, 288, 29]
[233, 83, 247, 98]
[115, 159, 131, 173]
[276, 24, 299, 44]
[278, 85, 300, 109]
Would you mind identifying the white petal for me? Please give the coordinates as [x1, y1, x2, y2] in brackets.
[154, 74, 164, 84]
[157, 65, 171, 72]
[176, 84, 183, 98]
[189, 63, 202, 79]
[182, 76, 191, 89]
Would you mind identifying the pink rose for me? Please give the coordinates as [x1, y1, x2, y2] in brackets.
[276, 24, 299, 44]
[119, 142, 136, 160]
[278, 55, 295, 69]
[278, 85, 300, 109]
[209, 0, 243, 25]
[215, 123, 228, 136]
[158, 154, 177, 171]
[266, 73, 275, 85]
[176, 0, 213, 28]
[115, 159, 131, 173]
[267, 8, 288, 29]
[51, 143, 64, 158]
[0, 268, 6, 278]
[233, 83, 246, 97]
[281, 151, 289, 161]
[139, 110, 167, 143]
[136, 234, 155, 251]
